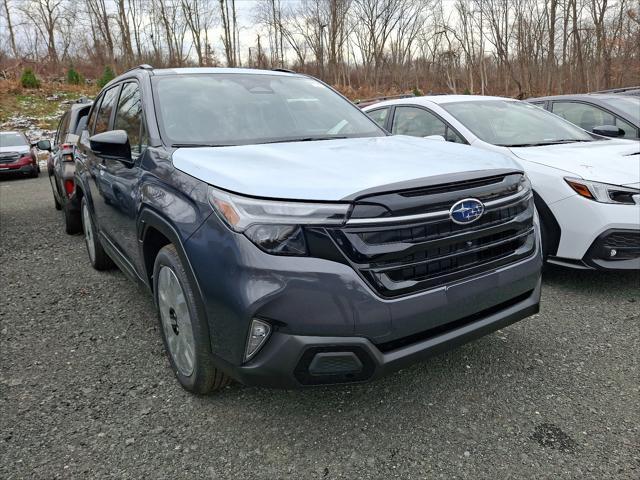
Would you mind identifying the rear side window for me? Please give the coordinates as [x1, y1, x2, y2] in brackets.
[74, 107, 91, 135]
[114, 82, 148, 158]
[367, 108, 389, 128]
[93, 86, 120, 134]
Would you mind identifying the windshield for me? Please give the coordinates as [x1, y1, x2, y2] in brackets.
[600, 96, 640, 124]
[441, 100, 594, 146]
[153, 73, 384, 146]
[0, 132, 28, 147]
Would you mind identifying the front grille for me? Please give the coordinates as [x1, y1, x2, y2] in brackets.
[0, 153, 20, 164]
[329, 173, 536, 297]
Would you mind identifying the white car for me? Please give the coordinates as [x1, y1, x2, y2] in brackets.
[364, 95, 640, 270]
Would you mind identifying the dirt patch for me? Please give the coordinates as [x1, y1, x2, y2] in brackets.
[531, 423, 578, 453]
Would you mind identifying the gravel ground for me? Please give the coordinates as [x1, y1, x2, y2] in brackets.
[1, 175, 639, 479]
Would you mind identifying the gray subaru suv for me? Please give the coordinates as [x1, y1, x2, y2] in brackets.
[74, 66, 542, 393]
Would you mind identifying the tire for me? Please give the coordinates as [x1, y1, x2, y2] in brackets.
[63, 203, 82, 234]
[539, 212, 555, 262]
[153, 244, 230, 394]
[81, 197, 114, 270]
[30, 166, 39, 178]
[53, 193, 62, 210]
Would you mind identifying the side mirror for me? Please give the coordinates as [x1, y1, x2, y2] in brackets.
[36, 139, 51, 151]
[424, 135, 446, 142]
[89, 130, 132, 163]
[592, 125, 624, 138]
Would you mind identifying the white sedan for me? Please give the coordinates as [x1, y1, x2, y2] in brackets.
[364, 96, 640, 270]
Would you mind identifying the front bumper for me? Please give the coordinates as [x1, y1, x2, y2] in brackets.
[221, 282, 540, 388]
[185, 214, 542, 388]
[549, 194, 640, 270]
[0, 164, 37, 175]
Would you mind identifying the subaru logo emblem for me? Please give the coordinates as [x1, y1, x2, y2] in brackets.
[449, 198, 485, 225]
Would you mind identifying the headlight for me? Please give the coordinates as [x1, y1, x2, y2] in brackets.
[564, 178, 640, 205]
[208, 186, 351, 255]
[519, 175, 532, 193]
[244, 224, 307, 255]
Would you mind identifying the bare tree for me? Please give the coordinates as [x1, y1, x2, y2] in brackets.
[2, 0, 19, 57]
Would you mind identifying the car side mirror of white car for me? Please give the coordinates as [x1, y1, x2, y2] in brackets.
[424, 135, 446, 142]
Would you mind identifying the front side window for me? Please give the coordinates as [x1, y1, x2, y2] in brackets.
[552, 101, 638, 139]
[392, 106, 464, 143]
[152, 74, 384, 146]
[367, 108, 389, 128]
[0, 132, 28, 147]
[442, 100, 594, 147]
[613, 117, 639, 139]
[114, 82, 148, 157]
[551, 102, 615, 132]
[93, 86, 120, 135]
[599, 96, 640, 124]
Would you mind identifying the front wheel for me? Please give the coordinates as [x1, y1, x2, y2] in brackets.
[153, 244, 230, 394]
[81, 197, 114, 270]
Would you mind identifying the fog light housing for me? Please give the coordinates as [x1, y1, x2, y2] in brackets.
[244, 319, 271, 362]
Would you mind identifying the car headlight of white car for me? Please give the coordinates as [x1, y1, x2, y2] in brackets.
[564, 178, 640, 205]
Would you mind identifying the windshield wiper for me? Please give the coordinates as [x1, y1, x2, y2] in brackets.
[257, 136, 348, 145]
[171, 143, 234, 148]
[499, 139, 592, 147]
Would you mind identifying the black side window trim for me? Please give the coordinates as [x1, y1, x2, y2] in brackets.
[390, 104, 469, 144]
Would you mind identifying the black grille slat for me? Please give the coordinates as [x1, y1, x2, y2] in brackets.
[603, 232, 640, 248]
[328, 174, 536, 297]
[0, 153, 20, 164]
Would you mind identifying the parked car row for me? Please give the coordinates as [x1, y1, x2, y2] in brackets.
[14, 66, 639, 396]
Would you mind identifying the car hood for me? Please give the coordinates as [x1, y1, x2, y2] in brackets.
[509, 139, 640, 186]
[0, 145, 29, 155]
[173, 136, 521, 201]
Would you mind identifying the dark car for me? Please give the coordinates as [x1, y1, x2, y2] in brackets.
[42, 99, 93, 233]
[74, 66, 541, 394]
[0, 131, 40, 178]
[528, 93, 640, 140]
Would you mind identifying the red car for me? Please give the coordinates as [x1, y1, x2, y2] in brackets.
[0, 131, 41, 178]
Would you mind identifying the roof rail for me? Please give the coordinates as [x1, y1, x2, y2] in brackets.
[120, 64, 154, 76]
[272, 68, 296, 74]
[591, 85, 640, 94]
[354, 93, 416, 106]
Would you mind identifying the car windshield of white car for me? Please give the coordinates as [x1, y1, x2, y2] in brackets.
[152, 73, 385, 147]
[441, 100, 594, 147]
[0, 132, 28, 147]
